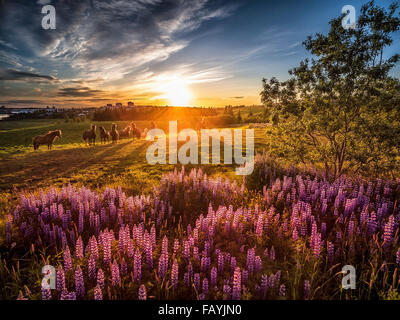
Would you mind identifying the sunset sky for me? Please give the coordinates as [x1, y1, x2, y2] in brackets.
[0, 0, 399, 108]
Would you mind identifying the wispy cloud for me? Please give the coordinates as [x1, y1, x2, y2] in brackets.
[0, 68, 56, 81]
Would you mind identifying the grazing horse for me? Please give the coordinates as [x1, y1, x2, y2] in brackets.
[141, 128, 148, 138]
[110, 123, 119, 143]
[99, 126, 110, 143]
[119, 126, 131, 139]
[130, 121, 141, 140]
[131, 126, 142, 140]
[83, 124, 96, 146]
[33, 130, 62, 150]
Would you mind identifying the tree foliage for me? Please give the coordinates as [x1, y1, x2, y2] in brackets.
[261, 1, 400, 179]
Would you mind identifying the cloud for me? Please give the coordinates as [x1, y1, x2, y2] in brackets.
[0, 0, 237, 83]
[58, 86, 105, 97]
[0, 99, 43, 104]
[0, 68, 56, 81]
[230, 96, 244, 99]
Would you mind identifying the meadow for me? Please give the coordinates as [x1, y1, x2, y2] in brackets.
[0, 118, 399, 300]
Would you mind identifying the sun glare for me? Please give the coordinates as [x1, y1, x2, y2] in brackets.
[165, 80, 192, 106]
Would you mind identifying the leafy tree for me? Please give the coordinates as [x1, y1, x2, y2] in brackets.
[261, 1, 400, 179]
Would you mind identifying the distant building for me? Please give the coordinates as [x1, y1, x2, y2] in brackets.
[127, 101, 134, 107]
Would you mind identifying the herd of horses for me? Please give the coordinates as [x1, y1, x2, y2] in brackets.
[32, 122, 148, 150]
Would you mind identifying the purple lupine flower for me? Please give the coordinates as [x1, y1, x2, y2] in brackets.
[232, 267, 241, 300]
[75, 236, 84, 259]
[384, 215, 395, 248]
[279, 284, 286, 297]
[94, 285, 103, 300]
[202, 278, 209, 296]
[230, 257, 237, 273]
[184, 272, 190, 287]
[158, 253, 168, 279]
[171, 260, 179, 289]
[75, 266, 85, 298]
[327, 241, 334, 264]
[41, 287, 52, 300]
[270, 246, 275, 261]
[242, 269, 248, 285]
[396, 248, 400, 265]
[133, 250, 142, 283]
[127, 239, 134, 258]
[60, 291, 76, 300]
[304, 280, 310, 300]
[88, 254, 97, 280]
[223, 285, 231, 300]
[121, 257, 128, 276]
[90, 236, 99, 260]
[254, 256, 262, 273]
[194, 273, 201, 291]
[292, 228, 298, 241]
[103, 235, 112, 266]
[161, 235, 168, 254]
[246, 248, 255, 273]
[173, 239, 180, 256]
[56, 266, 65, 292]
[260, 274, 268, 298]
[111, 260, 120, 287]
[210, 267, 217, 286]
[97, 269, 105, 289]
[268, 274, 275, 288]
[275, 270, 281, 285]
[218, 253, 224, 273]
[138, 284, 147, 300]
[64, 246, 73, 272]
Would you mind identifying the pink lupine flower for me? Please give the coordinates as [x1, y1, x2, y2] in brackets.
[270, 246, 275, 260]
[171, 260, 179, 289]
[211, 267, 217, 286]
[232, 267, 241, 300]
[63, 246, 72, 272]
[202, 278, 209, 295]
[279, 284, 286, 297]
[94, 285, 103, 300]
[194, 273, 201, 291]
[41, 287, 52, 300]
[88, 254, 97, 280]
[75, 266, 85, 298]
[138, 284, 147, 300]
[97, 269, 105, 289]
[56, 266, 65, 293]
[111, 260, 120, 287]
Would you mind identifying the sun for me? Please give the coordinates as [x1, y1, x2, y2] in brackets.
[165, 80, 192, 106]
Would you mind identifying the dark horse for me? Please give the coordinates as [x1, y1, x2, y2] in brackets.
[33, 130, 62, 150]
[99, 126, 110, 143]
[110, 123, 119, 143]
[83, 124, 96, 146]
[130, 122, 142, 140]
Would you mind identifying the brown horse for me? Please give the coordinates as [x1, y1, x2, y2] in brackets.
[119, 126, 131, 139]
[33, 130, 62, 150]
[83, 124, 96, 146]
[99, 126, 110, 143]
[110, 123, 119, 143]
[141, 128, 148, 138]
[131, 126, 142, 140]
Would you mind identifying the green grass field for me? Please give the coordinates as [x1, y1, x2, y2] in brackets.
[0, 118, 268, 201]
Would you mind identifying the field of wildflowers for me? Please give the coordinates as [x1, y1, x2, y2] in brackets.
[1, 153, 399, 300]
